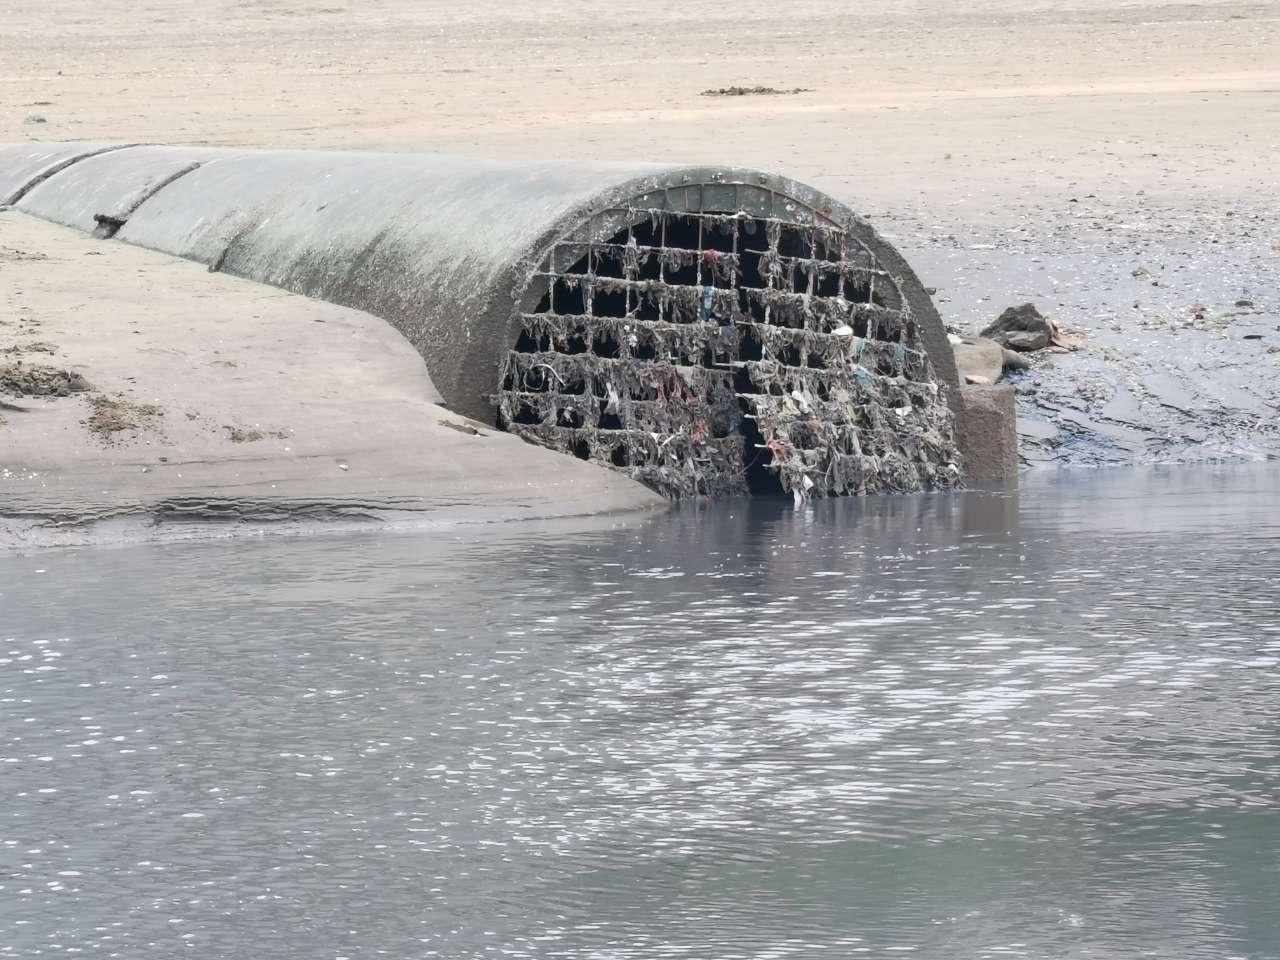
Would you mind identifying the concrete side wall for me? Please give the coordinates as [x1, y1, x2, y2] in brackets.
[957, 384, 1020, 482]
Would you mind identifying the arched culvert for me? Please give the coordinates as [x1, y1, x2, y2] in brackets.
[496, 180, 960, 499]
[0, 145, 969, 498]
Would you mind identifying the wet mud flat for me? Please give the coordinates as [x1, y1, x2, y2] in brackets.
[896, 191, 1280, 468]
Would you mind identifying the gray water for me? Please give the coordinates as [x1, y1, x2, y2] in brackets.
[3, 466, 1280, 959]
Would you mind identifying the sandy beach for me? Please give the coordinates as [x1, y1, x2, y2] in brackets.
[3, 1, 1276, 219]
[3, 0, 1279, 503]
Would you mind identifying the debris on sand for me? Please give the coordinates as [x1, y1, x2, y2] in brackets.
[0, 246, 48, 264]
[1, 341, 57, 355]
[0, 361, 90, 397]
[223, 424, 288, 443]
[84, 394, 162, 439]
[700, 85, 812, 97]
[439, 418, 484, 436]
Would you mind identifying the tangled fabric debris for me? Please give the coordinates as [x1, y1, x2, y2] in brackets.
[494, 205, 960, 500]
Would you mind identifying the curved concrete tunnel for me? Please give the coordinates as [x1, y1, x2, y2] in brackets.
[1, 142, 1002, 500]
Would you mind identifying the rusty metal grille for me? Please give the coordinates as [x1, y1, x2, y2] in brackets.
[494, 201, 959, 499]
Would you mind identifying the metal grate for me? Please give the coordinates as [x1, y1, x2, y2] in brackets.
[494, 201, 959, 500]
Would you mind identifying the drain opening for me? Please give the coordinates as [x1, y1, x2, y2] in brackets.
[494, 202, 958, 499]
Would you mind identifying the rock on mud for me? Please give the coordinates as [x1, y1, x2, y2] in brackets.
[982, 303, 1064, 352]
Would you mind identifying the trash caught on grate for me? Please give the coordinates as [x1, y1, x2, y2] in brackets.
[495, 204, 960, 500]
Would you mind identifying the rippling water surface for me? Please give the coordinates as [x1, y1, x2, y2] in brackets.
[3, 466, 1280, 958]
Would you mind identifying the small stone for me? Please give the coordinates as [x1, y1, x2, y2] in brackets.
[1236, 299, 1255, 308]
[981, 302, 1061, 351]
[965, 374, 993, 386]
[1001, 329, 1051, 352]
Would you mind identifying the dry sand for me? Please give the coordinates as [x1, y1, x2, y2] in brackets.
[3, 0, 1275, 220]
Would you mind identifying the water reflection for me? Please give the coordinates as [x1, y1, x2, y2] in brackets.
[2, 465, 1278, 958]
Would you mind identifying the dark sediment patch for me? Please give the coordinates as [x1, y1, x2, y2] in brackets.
[700, 86, 812, 97]
[84, 394, 162, 439]
[223, 424, 288, 443]
[0, 246, 48, 262]
[1, 341, 57, 355]
[0, 361, 89, 397]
